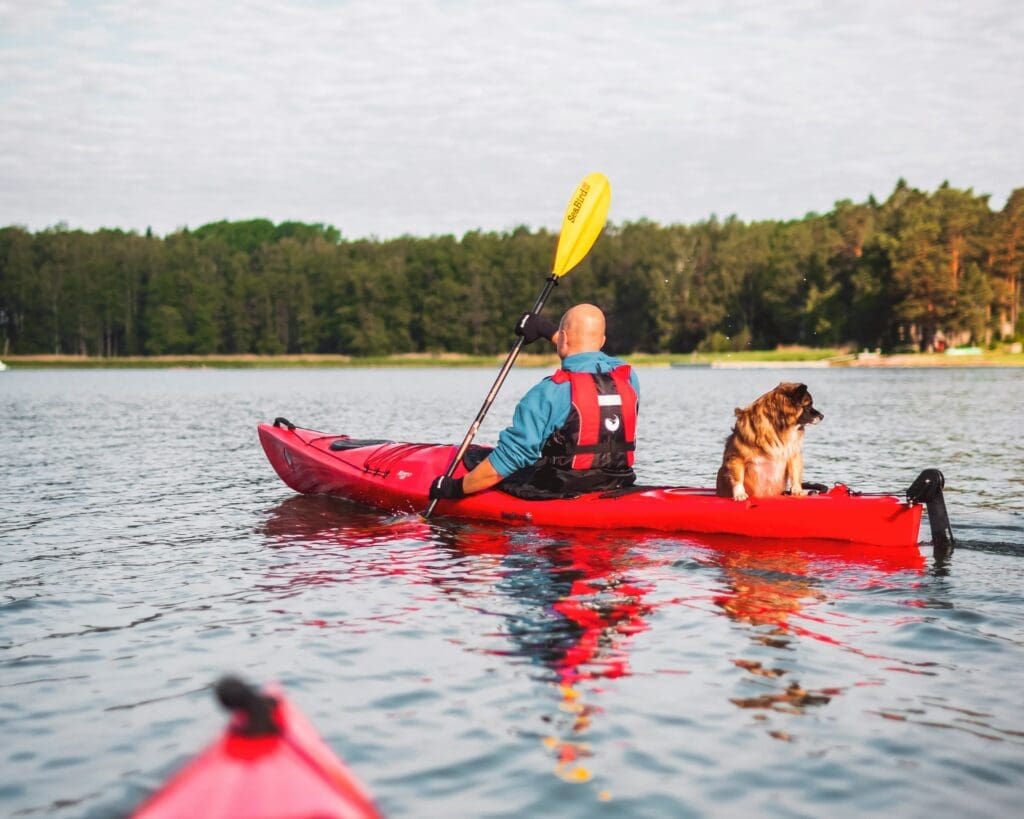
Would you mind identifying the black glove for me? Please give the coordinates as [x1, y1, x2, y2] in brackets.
[515, 312, 558, 345]
[429, 475, 465, 500]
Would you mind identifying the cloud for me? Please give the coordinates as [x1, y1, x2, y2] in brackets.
[1, 0, 1022, 237]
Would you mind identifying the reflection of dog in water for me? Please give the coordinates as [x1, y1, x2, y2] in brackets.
[716, 382, 824, 501]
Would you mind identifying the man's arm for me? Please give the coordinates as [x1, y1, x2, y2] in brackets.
[462, 456, 503, 494]
[429, 379, 568, 500]
[427, 455, 504, 501]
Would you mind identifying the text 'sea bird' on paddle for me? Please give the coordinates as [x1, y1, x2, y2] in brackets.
[553, 173, 611, 278]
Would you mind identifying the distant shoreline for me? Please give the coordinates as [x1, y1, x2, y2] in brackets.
[2, 350, 1022, 369]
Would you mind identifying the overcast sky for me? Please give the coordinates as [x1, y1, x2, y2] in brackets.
[1, 0, 1022, 239]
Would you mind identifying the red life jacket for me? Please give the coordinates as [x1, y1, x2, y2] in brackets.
[543, 365, 638, 471]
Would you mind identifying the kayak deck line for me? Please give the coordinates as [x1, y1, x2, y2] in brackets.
[258, 420, 954, 554]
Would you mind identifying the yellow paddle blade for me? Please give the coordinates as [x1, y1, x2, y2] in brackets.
[551, 172, 611, 278]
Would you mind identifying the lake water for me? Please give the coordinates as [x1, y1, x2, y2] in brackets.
[2, 366, 1023, 818]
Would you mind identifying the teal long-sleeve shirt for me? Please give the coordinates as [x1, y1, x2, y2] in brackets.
[487, 351, 641, 478]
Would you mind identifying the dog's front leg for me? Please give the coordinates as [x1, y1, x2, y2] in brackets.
[721, 458, 748, 501]
[787, 452, 805, 496]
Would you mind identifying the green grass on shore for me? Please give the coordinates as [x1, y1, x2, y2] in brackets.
[1, 353, 506, 369]
[3, 348, 1022, 369]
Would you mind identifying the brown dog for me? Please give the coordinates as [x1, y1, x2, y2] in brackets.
[715, 382, 824, 501]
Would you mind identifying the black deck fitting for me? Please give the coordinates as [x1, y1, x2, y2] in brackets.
[906, 469, 955, 558]
[214, 676, 280, 736]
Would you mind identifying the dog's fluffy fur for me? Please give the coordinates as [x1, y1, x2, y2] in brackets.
[715, 382, 824, 501]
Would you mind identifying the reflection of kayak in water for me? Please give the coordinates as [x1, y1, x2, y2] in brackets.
[132, 677, 381, 819]
[256, 497, 927, 786]
[258, 497, 923, 691]
[261, 497, 654, 683]
[259, 498, 656, 786]
[258, 420, 938, 549]
[703, 535, 924, 630]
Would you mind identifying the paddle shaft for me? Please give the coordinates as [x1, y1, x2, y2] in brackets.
[423, 275, 559, 518]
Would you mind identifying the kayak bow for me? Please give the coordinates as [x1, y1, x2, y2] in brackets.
[133, 676, 380, 819]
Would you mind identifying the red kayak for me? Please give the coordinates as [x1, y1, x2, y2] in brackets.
[133, 677, 380, 819]
[258, 419, 944, 549]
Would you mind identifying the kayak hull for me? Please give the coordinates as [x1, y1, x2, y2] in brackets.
[257, 423, 923, 548]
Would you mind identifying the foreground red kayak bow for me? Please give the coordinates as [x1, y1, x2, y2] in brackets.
[133, 677, 381, 819]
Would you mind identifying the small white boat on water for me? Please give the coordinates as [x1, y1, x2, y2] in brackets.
[0, 360, 7, 371]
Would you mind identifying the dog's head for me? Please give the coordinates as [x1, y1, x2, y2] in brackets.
[775, 382, 823, 428]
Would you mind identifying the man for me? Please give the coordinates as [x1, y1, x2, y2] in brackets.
[429, 303, 640, 500]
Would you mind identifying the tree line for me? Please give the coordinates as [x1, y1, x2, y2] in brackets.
[1, 180, 1021, 358]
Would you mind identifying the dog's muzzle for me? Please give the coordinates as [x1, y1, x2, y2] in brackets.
[801, 407, 824, 425]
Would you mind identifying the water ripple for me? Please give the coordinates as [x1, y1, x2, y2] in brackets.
[1, 369, 1023, 817]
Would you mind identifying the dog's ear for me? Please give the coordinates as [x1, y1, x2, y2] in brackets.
[791, 383, 808, 401]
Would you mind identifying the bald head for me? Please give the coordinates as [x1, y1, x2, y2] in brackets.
[557, 303, 606, 358]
